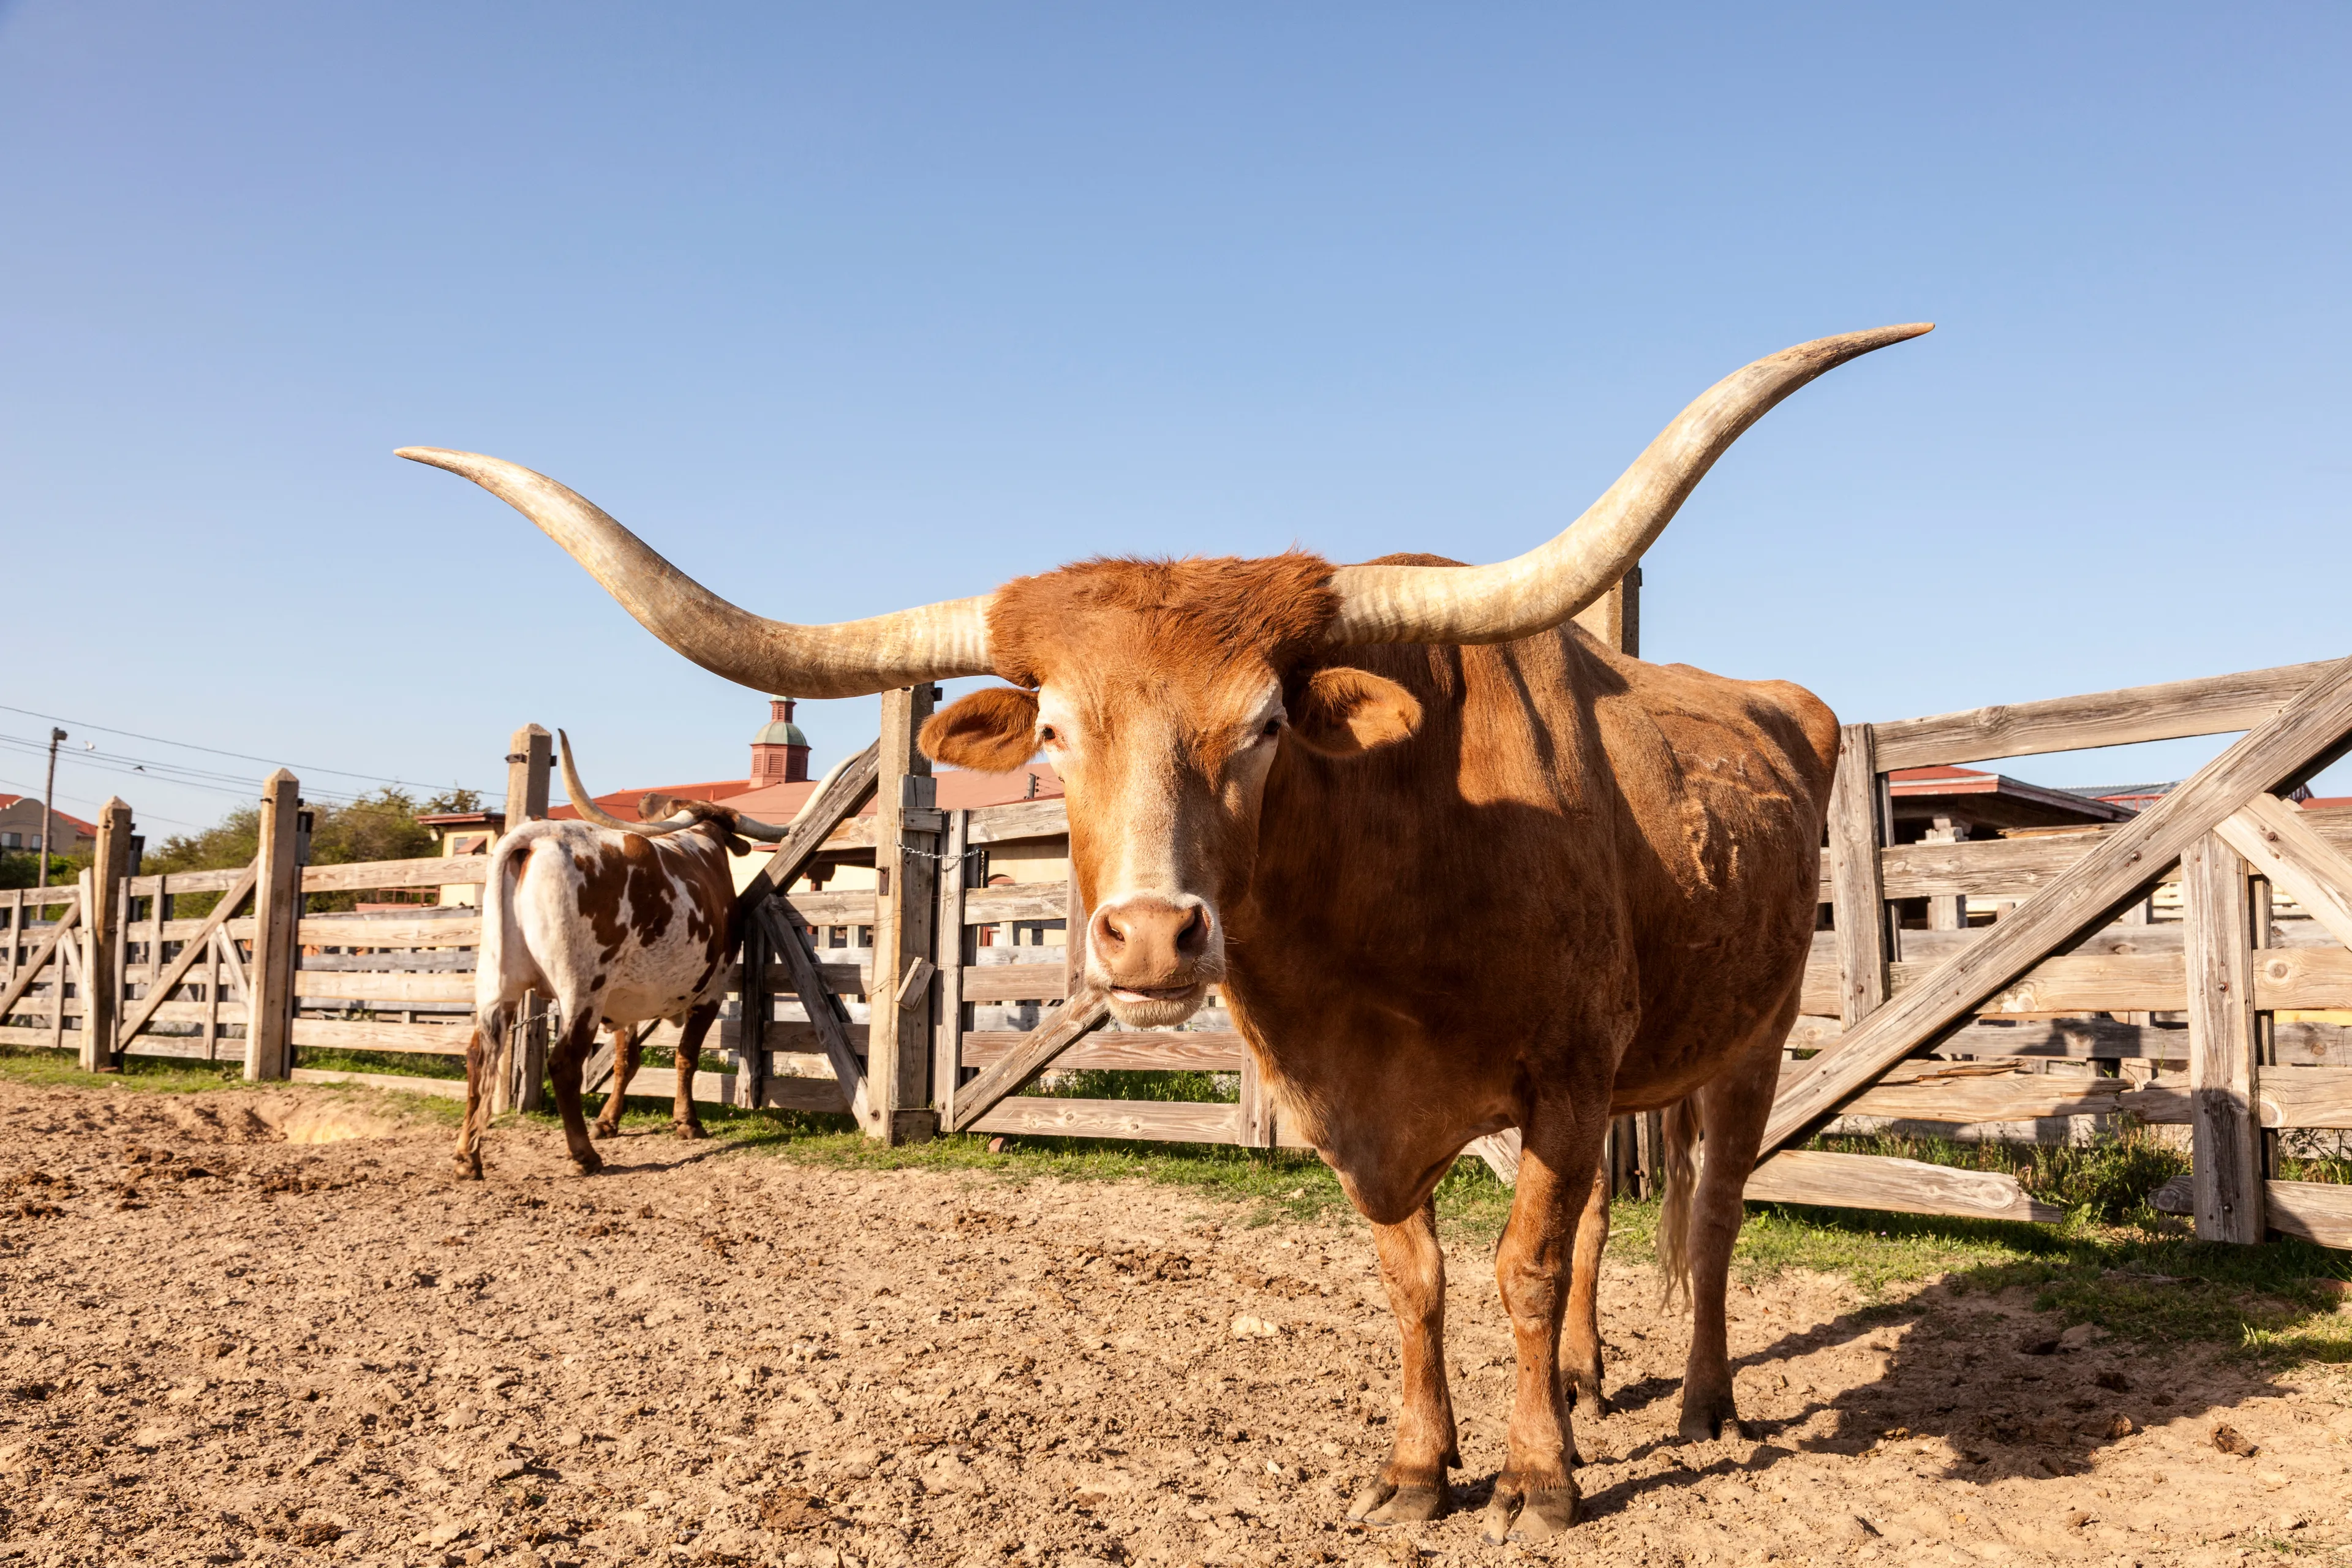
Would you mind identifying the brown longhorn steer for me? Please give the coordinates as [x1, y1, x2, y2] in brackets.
[401, 323, 1928, 1539]
[456, 733, 812, 1178]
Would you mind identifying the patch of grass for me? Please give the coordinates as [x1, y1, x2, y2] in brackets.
[1037, 1068, 1238, 1104]
[0, 1044, 466, 1127]
[294, 1047, 468, 1080]
[0, 1046, 244, 1093]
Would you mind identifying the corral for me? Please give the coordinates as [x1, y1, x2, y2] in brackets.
[10, 647, 2352, 1250]
[10, 645, 2352, 1566]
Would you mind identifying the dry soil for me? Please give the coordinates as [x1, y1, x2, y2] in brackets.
[0, 1079, 2346, 1567]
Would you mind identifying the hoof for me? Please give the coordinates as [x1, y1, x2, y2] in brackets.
[1678, 1398, 1746, 1443]
[569, 1149, 605, 1176]
[1480, 1476, 1578, 1544]
[673, 1121, 707, 1142]
[452, 1159, 483, 1182]
[1566, 1371, 1612, 1417]
[1346, 1480, 1445, 1527]
[590, 1121, 617, 1140]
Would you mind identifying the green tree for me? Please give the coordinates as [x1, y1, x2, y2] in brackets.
[142, 782, 488, 913]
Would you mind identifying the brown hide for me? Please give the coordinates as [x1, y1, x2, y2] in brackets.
[928, 551, 1836, 1223]
[567, 823, 739, 1004]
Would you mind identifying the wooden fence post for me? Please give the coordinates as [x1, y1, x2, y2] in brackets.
[244, 771, 302, 1082]
[81, 799, 133, 1071]
[736, 914, 769, 1110]
[933, 808, 971, 1127]
[2184, 832, 2264, 1243]
[1827, 722, 1891, 1028]
[499, 724, 552, 1114]
[870, 686, 940, 1144]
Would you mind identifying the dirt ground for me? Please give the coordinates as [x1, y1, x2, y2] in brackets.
[0, 1081, 2346, 1567]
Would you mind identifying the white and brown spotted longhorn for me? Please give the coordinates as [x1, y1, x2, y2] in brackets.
[454, 732, 834, 1178]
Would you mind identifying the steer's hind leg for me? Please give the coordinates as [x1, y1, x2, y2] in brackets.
[1481, 1091, 1610, 1545]
[452, 1007, 506, 1180]
[1346, 1197, 1458, 1526]
[547, 1011, 604, 1175]
[1676, 1033, 1782, 1442]
[671, 1003, 718, 1139]
[592, 1025, 642, 1138]
[1561, 1150, 1613, 1422]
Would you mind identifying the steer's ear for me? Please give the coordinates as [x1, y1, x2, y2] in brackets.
[921, 687, 1042, 772]
[1289, 667, 1422, 758]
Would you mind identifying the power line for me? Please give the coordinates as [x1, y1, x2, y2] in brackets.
[0, 701, 497, 794]
[0, 737, 370, 805]
[0, 772, 211, 832]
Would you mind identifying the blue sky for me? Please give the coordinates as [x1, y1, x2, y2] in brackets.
[2, 4, 2346, 835]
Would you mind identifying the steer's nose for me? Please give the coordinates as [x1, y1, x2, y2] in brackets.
[1088, 895, 1213, 989]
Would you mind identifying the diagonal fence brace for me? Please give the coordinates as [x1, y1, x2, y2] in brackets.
[1764, 651, 2352, 1157]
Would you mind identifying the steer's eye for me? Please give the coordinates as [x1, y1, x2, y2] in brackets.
[1038, 725, 1058, 745]
[1261, 718, 1283, 740]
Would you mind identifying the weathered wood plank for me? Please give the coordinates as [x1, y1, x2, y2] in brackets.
[933, 807, 971, 1125]
[966, 799, 1070, 845]
[118, 1000, 251, 1025]
[290, 970, 475, 1004]
[1826, 723, 1890, 1027]
[2117, 1068, 2352, 1129]
[2184, 834, 2264, 1243]
[2217, 793, 2352, 951]
[968, 1096, 1239, 1145]
[1828, 1065, 2127, 1123]
[288, 1017, 471, 1054]
[1869, 658, 2340, 772]
[301, 857, 491, 892]
[944, 989, 1112, 1135]
[2263, 1180, 2352, 1250]
[959, 963, 1071, 1003]
[247, 774, 306, 1080]
[1743, 1149, 2062, 1223]
[296, 915, 483, 948]
[1763, 655, 2352, 1157]
[788, 892, 878, 927]
[86, 802, 133, 1069]
[963, 886, 1069, 925]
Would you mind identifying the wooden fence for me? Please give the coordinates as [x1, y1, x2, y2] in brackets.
[21, 654, 2352, 1250]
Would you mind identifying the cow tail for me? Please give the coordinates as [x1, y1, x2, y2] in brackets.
[476, 832, 535, 1013]
[1655, 1096, 1702, 1311]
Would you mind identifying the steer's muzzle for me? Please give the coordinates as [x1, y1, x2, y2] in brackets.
[1088, 894, 1218, 1027]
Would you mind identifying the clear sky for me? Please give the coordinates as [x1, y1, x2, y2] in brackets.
[2, 4, 2346, 837]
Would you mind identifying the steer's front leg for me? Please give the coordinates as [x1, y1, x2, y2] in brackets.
[1482, 1095, 1610, 1544]
[1348, 1196, 1458, 1526]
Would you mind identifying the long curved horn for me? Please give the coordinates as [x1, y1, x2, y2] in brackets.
[558, 729, 699, 838]
[397, 449, 995, 699]
[726, 751, 858, 842]
[1324, 324, 1934, 646]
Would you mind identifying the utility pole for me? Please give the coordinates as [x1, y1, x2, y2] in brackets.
[37, 728, 63, 891]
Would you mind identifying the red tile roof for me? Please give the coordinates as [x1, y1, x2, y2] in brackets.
[548, 777, 765, 824]
[547, 765, 1063, 826]
[0, 796, 99, 839]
